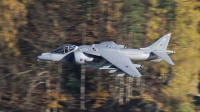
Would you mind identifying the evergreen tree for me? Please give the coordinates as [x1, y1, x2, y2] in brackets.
[121, 0, 146, 48]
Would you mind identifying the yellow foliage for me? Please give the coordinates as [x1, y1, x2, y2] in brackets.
[21, 0, 34, 4]
[173, 0, 200, 47]
[149, 0, 158, 7]
[146, 0, 170, 41]
[88, 86, 110, 108]
[101, 0, 108, 5]
[160, 0, 200, 111]
[0, 0, 27, 56]
[114, 2, 124, 20]
[162, 70, 198, 111]
[172, 0, 200, 79]
[140, 93, 155, 102]
[49, 91, 59, 99]
[48, 101, 63, 109]
[8, 42, 15, 48]
[99, 0, 123, 21]
[89, 90, 109, 99]
[49, 91, 67, 101]
[163, 72, 198, 99]
[58, 94, 67, 101]
[115, 2, 123, 8]
[47, 90, 67, 109]
[147, 0, 200, 111]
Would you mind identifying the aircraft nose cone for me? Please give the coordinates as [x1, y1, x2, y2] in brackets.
[36, 54, 42, 61]
[36, 53, 51, 61]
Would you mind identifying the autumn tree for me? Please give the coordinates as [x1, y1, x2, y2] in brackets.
[0, 0, 27, 57]
[162, 0, 200, 111]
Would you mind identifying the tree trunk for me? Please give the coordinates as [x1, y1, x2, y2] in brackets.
[140, 77, 145, 94]
[125, 76, 133, 103]
[80, 64, 86, 110]
[10, 82, 16, 103]
[46, 73, 50, 112]
[80, 21, 86, 110]
[97, 70, 102, 91]
[10, 56, 17, 103]
[119, 75, 124, 105]
[0, 56, 2, 102]
[136, 77, 141, 86]
[96, 0, 103, 101]
[53, 63, 62, 112]
[125, 28, 134, 103]
[0, 78, 2, 102]
[25, 71, 49, 110]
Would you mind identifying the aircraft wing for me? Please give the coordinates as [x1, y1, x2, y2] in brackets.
[96, 47, 141, 77]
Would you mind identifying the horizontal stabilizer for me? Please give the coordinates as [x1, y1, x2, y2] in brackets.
[153, 51, 175, 65]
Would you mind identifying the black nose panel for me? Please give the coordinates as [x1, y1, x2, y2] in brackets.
[62, 52, 74, 62]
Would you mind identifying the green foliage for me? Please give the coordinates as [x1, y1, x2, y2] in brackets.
[121, 0, 146, 47]
[146, 0, 176, 40]
[65, 73, 80, 93]
[177, 103, 194, 112]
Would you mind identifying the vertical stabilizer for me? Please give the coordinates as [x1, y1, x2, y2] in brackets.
[141, 33, 171, 51]
[140, 33, 175, 65]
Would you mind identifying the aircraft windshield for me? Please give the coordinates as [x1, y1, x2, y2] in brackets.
[50, 44, 76, 54]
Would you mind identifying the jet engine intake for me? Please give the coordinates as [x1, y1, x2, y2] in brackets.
[74, 51, 99, 64]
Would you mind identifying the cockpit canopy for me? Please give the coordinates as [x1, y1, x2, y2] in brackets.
[50, 44, 76, 54]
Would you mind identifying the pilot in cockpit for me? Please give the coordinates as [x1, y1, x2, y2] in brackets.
[50, 44, 76, 54]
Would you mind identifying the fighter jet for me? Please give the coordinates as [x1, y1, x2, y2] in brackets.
[36, 33, 175, 77]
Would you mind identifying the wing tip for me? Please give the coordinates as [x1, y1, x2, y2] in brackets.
[165, 33, 172, 36]
[171, 63, 175, 65]
[169, 60, 175, 65]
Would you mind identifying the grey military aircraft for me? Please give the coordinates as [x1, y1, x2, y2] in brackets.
[36, 33, 175, 77]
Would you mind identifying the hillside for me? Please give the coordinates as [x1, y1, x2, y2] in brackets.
[0, 0, 200, 112]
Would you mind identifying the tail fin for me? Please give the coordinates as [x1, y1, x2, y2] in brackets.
[141, 33, 171, 51]
[141, 33, 175, 65]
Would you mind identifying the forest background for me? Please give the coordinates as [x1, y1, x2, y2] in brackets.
[0, 0, 200, 112]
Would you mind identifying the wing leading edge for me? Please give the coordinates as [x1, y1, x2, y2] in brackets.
[96, 46, 141, 77]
